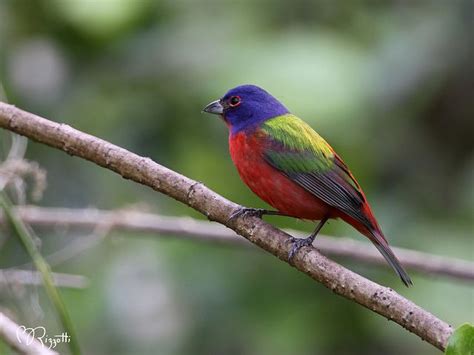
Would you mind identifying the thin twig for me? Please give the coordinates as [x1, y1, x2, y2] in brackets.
[0, 101, 455, 351]
[4, 205, 473, 283]
[0, 311, 58, 355]
[0, 193, 81, 355]
[38, 218, 113, 267]
[0, 269, 89, 289]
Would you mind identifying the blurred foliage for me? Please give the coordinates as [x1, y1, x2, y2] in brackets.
[0, 0, 473, 354]
[445, 323, 474, 355]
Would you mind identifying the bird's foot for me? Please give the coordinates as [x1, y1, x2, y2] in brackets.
[288, 236, 315, 262]
[228, 207, 267, 222]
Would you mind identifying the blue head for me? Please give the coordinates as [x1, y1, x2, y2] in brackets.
[202, 85, 289, 134]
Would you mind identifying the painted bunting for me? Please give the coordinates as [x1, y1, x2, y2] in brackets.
[203, 85, 412, 286]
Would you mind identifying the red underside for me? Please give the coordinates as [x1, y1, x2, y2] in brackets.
[229, 130, 378, 238]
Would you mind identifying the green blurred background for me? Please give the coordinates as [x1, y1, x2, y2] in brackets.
[0, 0, 472, 354]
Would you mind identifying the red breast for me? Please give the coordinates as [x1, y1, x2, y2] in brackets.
[229, 130, 330, 220]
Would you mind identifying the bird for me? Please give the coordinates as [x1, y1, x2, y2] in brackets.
[203, 84, 412, 287]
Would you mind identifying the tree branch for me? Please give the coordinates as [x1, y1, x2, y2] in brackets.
[0, 311, 58, 355]
[4, 205, 473, 283]
[0, 102, 454, 351]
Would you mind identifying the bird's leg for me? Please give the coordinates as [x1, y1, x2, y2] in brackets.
[228, 207, 290, 222]
[288, 217, 329, 262]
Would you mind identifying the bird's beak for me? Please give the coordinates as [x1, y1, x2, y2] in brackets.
[202, 100, 224, 115]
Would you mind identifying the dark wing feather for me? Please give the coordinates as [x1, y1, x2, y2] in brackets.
[261, 115, 412, 286]
[276, 156, 372, 228]
[261, 116, 371, 228]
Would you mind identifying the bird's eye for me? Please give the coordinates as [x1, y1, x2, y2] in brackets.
[229, 96, 241, 107]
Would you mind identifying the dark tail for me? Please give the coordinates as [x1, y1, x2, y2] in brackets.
[370, 230, 413, 287]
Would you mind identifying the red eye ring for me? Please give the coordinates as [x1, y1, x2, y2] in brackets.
[229, 96, 241, 107]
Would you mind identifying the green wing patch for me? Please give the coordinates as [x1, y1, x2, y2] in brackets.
[262, 114, 370, 227]
[262, 114, 334, 172]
